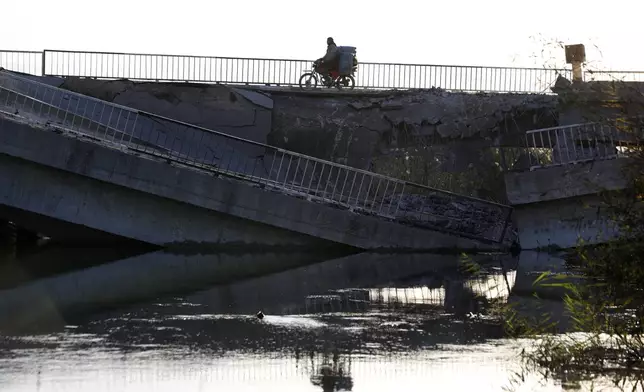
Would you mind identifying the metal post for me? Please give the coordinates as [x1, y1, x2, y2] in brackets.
[41, 50, 46, 76]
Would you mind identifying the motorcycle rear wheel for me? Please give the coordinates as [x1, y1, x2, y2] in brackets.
[336, 75, 355, 90]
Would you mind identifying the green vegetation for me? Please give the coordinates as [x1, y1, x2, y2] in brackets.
[450, 61, 644, 388]
[504, 85, 644, 389]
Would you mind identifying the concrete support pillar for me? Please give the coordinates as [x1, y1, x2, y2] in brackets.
[565, 44, 586, 83]
[571, 62, 583, 83]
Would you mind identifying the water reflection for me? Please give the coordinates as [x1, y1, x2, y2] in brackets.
[0, 248, 630, 391]
[309, 352, 353, 392]
[0, 244, 154, 290]
[0, 248, 348, 333]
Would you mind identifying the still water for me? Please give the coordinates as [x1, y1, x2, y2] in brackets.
[0, 246, 633, 391]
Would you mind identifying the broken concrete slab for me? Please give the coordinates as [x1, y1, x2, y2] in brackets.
[58, 77, 273, 146]
[231, 87, 274, 110]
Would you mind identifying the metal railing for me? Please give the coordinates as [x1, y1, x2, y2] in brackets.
[0, 51, 42, 76]
[585, 70, 644, 83]
[524, 119, 642, 170]
[0, 49, 577, 93]
[41, 49, 569, 93]
[0, 69, 512, 243]
[3, 49, 644, 93]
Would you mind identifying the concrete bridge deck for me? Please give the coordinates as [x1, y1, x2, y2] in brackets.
[0, 70, 512, 250]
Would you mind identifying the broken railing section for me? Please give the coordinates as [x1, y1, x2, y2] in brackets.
[261, 149, 513, 243]
[0, 70, 512, 243]
[524, 118, 644, 170]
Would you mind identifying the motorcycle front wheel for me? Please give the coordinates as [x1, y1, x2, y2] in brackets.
[298, 73, 318, 90]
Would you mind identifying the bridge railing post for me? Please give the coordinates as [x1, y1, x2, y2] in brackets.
[41, 50, 46, 76]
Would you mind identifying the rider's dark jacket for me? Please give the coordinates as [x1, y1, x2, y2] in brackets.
[322, 43, 338, 63]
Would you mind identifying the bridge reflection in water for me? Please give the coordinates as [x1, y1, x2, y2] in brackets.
[298, 270, 515, 316]
[0, 250, 591, 391]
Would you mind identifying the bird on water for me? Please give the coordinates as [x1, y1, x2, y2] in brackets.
[256, 311, 264, 320]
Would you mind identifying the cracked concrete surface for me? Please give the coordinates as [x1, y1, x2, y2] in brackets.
[59, 77, 273, 146]
[58, 78, 558, 166]
[270, 90, 558, 170]
[53, 77, 558, 202]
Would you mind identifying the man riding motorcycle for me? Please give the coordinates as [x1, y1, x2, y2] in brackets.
[315, 37, 340, 85]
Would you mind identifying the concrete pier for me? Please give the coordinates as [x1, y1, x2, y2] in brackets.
[505, 159, 629, 249]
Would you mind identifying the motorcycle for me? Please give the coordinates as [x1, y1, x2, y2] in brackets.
[298, 59, 357, 90]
